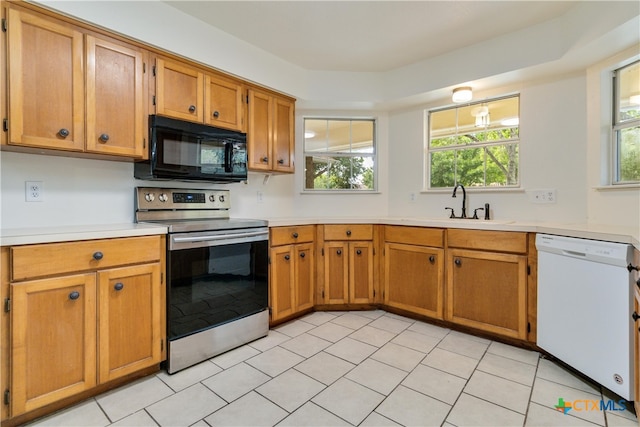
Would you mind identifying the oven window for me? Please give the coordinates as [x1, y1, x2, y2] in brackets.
[167, 240, 268, 340]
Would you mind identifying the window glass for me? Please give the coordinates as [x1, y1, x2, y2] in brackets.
[613, 61, 640, 184]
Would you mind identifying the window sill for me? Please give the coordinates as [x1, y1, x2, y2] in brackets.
[593, 184, 640, 191]
[301, 190, 381, 195]
[422, 188, 525, 194]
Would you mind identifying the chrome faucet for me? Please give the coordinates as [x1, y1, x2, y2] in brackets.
[452, 184, 467, 218]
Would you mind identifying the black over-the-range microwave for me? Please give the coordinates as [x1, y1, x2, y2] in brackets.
[134, 115, 248, 183]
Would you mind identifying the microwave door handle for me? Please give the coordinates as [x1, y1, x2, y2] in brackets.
[224, 142, 233, 173]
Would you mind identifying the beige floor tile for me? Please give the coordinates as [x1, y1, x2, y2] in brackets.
[376, 385, 451, 427]
[204, 391, 288, 426]
[464, 370, 532, 414]
[325, 337, 378, 364]
[446, 393, 525, 427]
[407, 321, 451, 339]
[274, 319, 316, 337]
[477, 352, 537, 386]
[277, 402, 351, 426]
[437, 333, 489, 359]
[360, 411, 402, 426]
[109, 410, 158, 427]
[402, 364, 466, 405]
[349, 325, 397, 347]
[156, 360, 222, 392]
[536, 358, 601, 394]
[256, 369, 325, 412]
[145, 382, 226, 426]
[248, 330, 291, 352]
[201, 362, 270, 402]
[345, 358, 408, 395]
[422, 347, 479, 379]
[525, 402, 604, 426]
[530, 378, 605, 426]
[449, 329, 492, 344]
[307, 322, 355, 342]
[607, 411, 640, 426]
[96, 376, 174, 422]
[210, 344, 261, 369]
[391, 329, 441, 353]
[487, 341, 540, 366]
[246, 346, 305, 377]
[355, 309, 387, 320]
[279, 332, 332, 358]
[371, 342, 425, 372]
[300, 311, 337, 325]
[294, 351, 355, 385]
[602, 388, 638, 423]
[27, 400, 109, 427]
[330, 312, 373, 330]
[312, 378, 385, 425]
[368, 315, 412, 334]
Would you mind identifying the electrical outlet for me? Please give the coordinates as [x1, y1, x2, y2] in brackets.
[26, 181, 43, 202]
[529, 188, 556, 204]
[257, 191, 264, 204]
[409, 192, 416, 202]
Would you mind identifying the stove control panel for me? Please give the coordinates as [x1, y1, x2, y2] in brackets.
[135, 187, 231, 211]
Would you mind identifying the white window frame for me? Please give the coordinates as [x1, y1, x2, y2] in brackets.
[612, 59, 640, 185]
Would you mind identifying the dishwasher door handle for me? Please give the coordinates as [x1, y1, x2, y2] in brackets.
[562, 250, 587, 257]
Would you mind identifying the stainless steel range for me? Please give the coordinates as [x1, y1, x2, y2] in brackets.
[135, 187, 269, 374]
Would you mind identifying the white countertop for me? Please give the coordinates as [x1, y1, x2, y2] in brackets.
[0, 223, 168, 246]
[1, 218, 638, 250]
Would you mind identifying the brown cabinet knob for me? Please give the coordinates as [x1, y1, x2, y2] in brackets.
[300, 252, 306, 258]
[213, 111, 220, 118]
[93, 251, 104, 261]
[429, 255, 435, 263]
[114, 282, 124, 291]
[261, 157, 269, 163]
[454, 258, 462, 266]
[69, 291, 80, 300]
[336, 249, 342, 255]
[292, 232, 298, 238]
[346, 230, 352, 236]
[284, 254, 290, 261]
[278, 159, 284, 164]
[99, 133, 109, 143]
[356, 249, 362, 255]
[188, 105, 196, 113]
[58, 128, 70, 138]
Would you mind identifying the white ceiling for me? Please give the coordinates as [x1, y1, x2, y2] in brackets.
[165, 1, 577, 72]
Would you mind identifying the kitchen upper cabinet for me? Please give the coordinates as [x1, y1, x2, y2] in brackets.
[154, 57, 245, 132]
[7, 7, 85, 151]
[383, 226, 445, 319]
[320, 225, 374, 305]
[269, 226, 315, 323]
[5, 6, 147, 159]
[86, 35, 146, 157]
[247, 88, 295, 173]
[5, 235, 164, 419]
[446, 230, 529, 340]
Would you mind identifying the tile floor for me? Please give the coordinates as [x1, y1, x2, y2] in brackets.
[29, 310, 638, 427]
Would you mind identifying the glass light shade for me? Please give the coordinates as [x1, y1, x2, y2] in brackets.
[452, 86, 472, 103]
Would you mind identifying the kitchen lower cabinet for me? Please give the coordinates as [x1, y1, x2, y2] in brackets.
[320, 225, 375, 305]
[4, 235, 165, 420]
[446, 229, 529, 340]
[269, 226, 315, 323]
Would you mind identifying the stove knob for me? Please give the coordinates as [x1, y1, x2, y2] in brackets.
[209, 195, 216, 203]
[144, 193, 155, 202]
[219, 195, 225, 203]
[158, 193, 168, 202]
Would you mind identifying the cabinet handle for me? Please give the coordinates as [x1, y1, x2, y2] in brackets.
[454, 258, 462, 266]
[429, 255, 435, 263]
[300, 252, 306, 258]
[99, 133, 109, 143]
[284, 254, 290, 261]
[356, 249, 362, 255]
[278, 159, 284, 164]
[346, 230, 352, 236]
[336, 249, 342, 255]
[188, 105, 196, 113]
[69, 291, 80, 300]
[114, 282, 124, 291]
[633, 312, 640, 322]
[93, 251, 104, 261]
[261, 156, 269, 163]
[58, 128, 70, 138]
[292, 232, 298, 238]
[213, 111, 220, 118]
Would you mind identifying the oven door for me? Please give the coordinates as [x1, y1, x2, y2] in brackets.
[167, 228, 269, 341]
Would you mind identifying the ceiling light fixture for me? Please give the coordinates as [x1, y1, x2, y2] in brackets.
[452, 86, 472, 103]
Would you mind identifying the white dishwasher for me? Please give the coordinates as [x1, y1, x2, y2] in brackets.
[536, 234, 634, 400]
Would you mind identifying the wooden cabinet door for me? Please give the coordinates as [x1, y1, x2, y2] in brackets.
[247, 89, 273, 171]
[270, 246, 295, 321]
[446, 249, 527, 339]
[11, 274, 96, 415]
[350, 242, 374, 304]
[385, 243, 444, 319]
[155, 58, 203, 122]
[7, 8, 84, 151]
[272, 97, 295, 173]
[635, 288, 640, 415]
[205, 75, 244, 132]
[97, 263, 161, 383]
[86, 35, 145, 158]
[295, 243, 314, 311]
[324, 242, 349, 304]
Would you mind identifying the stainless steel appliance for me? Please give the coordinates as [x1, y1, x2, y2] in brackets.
[134, 115, 248, 183]
[135, 187, 268, 373]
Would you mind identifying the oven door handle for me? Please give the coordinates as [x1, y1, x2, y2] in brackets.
[172, 230, 268, 244]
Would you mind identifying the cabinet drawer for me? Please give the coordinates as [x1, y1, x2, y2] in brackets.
[11, 236, 162, 281]
[270, 225, 315, 246]
[324, 224, 373, 241]
[384, 226, 444, 248]
[447, 229, 527, 254]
